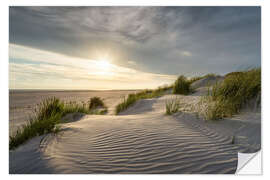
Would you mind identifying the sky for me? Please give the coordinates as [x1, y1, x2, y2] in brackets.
[9, 7, 261, 90]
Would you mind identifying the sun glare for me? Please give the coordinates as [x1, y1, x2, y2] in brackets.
[97, 59, 111, 70]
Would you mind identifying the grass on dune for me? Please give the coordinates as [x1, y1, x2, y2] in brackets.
[115, 73, 217, 114]
[173, 75, 192, 95]
[10, 97, 107, 150]
[172, 74, 219, 95]
[89, 97, 105, 109]
[115, 85, 172, 114]
[203, 68, 261, 120]
[165, 97, 181, 115]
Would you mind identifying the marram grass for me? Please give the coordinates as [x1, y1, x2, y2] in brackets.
[165, 97, 181, 115]
[173, 75, 191, 95]
[9, 97, 107, 150]
[203, 68, 261, 120]
[115, 85, 172, 114]
[89, 97, 105, 109]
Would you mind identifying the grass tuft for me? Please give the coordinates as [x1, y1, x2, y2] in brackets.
[203, 68, 261, 120]
[165, 97, 181, 115]
[115, 85, 172, 114]
[173, 75, 191, 95]
[10, 97, 107, 150]
[89, 97, 105, 110]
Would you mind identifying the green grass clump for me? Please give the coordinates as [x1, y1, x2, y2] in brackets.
[173, 75, 191, 95]
[9, 113, 62, 150]
[115, 94, 138, 114]
[89, 97, 105, 110]
[115, 85, 172, 114]
[165, 98, 181, 115]
[204, 68, 261, 120]
[9, 98, 66, 150]
[35, 97, 64, 120]
[63, 101, 90, 115]
[10, 97, 107, 150]
[225, 71, 244, 78]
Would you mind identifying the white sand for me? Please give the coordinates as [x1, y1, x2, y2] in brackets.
[9, 85, 261, 174]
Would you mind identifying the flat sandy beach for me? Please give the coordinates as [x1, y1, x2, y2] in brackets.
[9, 86, 261, 174]
[9, 90, 138, 135]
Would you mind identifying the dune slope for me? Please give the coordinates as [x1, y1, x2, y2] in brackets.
[10, 88, 260, 174]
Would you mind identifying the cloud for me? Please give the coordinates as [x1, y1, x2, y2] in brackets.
[9, 44, 176, 89]
[127, 60, 136, 65]
[181, 51, 192, 57]
[9, 7, 261, 89]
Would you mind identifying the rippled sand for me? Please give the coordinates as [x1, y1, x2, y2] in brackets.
[9, 89, 261, 174]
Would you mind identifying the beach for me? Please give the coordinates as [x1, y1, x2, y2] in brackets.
[8, 6, 261, 175]
[9, 85, 261, 174]
[9, 90, 137, 135]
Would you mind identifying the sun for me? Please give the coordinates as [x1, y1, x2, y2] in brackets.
[97, 59, 111, 70]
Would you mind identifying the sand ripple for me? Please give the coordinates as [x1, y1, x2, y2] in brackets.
[10, 94, 260, 174]
[33, 113, 240, 174]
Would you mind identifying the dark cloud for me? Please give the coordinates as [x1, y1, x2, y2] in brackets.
[9, 6, 261, 76]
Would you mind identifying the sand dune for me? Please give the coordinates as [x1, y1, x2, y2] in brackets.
[9, 87, 260, 174]
[191, 76, 224, 89]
